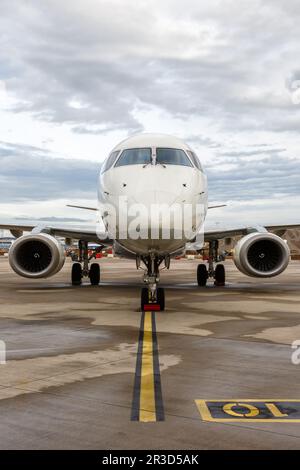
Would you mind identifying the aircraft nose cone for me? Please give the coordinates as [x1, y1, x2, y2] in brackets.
[132, 190, 178, 206]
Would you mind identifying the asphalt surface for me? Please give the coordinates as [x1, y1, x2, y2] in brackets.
[0, 256, 300, 449]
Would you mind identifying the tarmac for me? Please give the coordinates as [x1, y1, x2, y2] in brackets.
[0, 256, 300, 449]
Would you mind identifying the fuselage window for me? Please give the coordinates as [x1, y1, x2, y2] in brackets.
[101, 151, 120, 173]
[187, 150, 202, 171]
[156, 148, 193, 167]
[114, 148, 151, 167]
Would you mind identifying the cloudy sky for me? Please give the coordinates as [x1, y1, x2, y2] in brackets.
[1, 0, 300, 227]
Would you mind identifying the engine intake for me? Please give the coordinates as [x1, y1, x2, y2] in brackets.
[233, 232, 290, 277]
[9, 233, 65, 278]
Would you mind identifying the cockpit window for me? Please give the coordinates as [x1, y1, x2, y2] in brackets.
[187, 150, 202, 171]
[101, 150, 120, 173]
[114, 148, 151, 167]
[156, 148, 193, 167]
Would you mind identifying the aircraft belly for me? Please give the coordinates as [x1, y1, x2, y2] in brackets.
[117, 237, 186, 256]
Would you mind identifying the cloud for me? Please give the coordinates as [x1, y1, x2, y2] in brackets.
[0, 1, 300, 222]
[205, 194, 300, 228]
[0, 141, 98, 202]
[0, 139, 297, 208]
[1, 0, 300, 135]
[207, 150, 300, 201]
[219, 148, 286, 158]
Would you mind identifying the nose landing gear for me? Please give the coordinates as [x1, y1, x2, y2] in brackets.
[197, 240, 226, 287]
[139, 254, 167, 311]
[71, 240, 102, 286]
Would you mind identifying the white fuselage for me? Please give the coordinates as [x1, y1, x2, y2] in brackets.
[98, 134, 207, 257]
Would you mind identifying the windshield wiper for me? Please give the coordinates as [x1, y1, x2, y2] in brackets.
[156, 161, 167, 168]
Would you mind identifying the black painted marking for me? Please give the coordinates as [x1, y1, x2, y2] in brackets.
[131, 312, 145, 421]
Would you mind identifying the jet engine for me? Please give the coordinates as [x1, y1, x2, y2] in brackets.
[233, 232, 290, 277]
[9, 233, 65, 278]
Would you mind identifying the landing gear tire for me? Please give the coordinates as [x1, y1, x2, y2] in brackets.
[197, 264, 208, 286]
[214, 264, 225, 286]
[157, 287, 165, 311]
[89, 263, 100, 285]
[141, 287, 149, 311]
[72, 262, 82, 286]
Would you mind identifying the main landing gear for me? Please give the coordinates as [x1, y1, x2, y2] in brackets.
[197, 240, 226, 287]
[71, 240, 102, 286]
[138, 254, 169, 311]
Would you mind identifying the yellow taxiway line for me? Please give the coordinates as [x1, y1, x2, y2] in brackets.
[139, 312, 156, 421]
[131, 311, 164, 422]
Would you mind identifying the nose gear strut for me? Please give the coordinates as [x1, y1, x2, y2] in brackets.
[138, 253, 167, 311]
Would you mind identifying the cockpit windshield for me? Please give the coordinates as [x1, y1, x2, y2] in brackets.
[101, 150, 120, 173]
[156, 148, 193, 167]
[186, 150, 202, 171]
[115, 148, 151, 167]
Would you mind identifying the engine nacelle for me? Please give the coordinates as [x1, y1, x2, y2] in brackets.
[9, 233, 65, 279]
[233, 232, 290, 277]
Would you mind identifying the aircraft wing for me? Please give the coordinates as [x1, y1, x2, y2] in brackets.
[0, 219, 112, 245]
[204, 223, 300, 241]
[2, 218, 300, 245]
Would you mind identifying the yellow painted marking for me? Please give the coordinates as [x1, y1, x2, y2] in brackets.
[265, 403, 288, 417]
[195, 399, 300, 422]
[223, 403, 259, 418]
[139, 312, 156, 422]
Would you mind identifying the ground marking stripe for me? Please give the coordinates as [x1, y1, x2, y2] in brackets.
[195, 399, 300, 422]
[130, 312, 145, 421]
[139, 312, 156, 422]
[152, 312, 165, 421]
[131, 311, 164, 422]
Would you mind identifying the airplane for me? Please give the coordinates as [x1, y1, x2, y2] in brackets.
[1, 133, 299, 311]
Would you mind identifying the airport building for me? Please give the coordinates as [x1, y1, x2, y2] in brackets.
[0, 237, 14, 253]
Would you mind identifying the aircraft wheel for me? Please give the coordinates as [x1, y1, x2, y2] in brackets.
[197, 264, 208, 286]
[141, 287, 149, 311]
[214, 264, 225, 286]
[157, 287, 165, 311]
[89, 263, 100, 285]
[72, 262, 82, 286]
